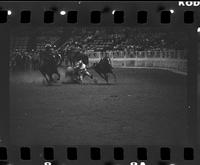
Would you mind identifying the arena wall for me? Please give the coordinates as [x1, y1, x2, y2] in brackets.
[88, 50, 187, 75]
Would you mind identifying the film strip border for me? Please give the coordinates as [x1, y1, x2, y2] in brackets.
[0, 147, 197, 162]
[0, 9, 198, 24]
[0, 3, 199, 165]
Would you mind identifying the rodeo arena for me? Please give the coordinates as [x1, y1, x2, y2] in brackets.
[10, 27, 189, 145]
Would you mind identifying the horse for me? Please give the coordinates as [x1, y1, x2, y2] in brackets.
[39, 51, 62, 84]
[31, 52, 40, 70]
[92, 58, 117, 83]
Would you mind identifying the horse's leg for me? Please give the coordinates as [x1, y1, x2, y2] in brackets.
[79, 74, 83, 84]
[45, 74, 51, 84]
[85, 70, 93, 79]
[110, 71, 117, 83]
[104, 73, 109, 84]
[47, 72, 54, 83]
[57, 72, 60, 80]
[96, 71, 106, 81]
[55, 69, 60, 80]
[50, 75, 54, 82]
[98, 72, 109, 83]
[90, 73, 93, 79]
[40, 70, 50, 84]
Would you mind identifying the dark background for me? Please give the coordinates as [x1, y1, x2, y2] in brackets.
[0, 1, 199, 165]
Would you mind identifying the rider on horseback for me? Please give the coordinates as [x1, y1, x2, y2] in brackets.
[98, 52, 113, 72]
[39, 44, 60, 84]
[100, 52, 112, 65]
[42, 44, 55, 64]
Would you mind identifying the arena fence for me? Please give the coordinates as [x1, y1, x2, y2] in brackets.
[87, 50, 187, 75]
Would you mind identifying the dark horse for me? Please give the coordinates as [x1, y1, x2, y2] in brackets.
[39, 51, 61, 84]
[92, 57, 117, 83]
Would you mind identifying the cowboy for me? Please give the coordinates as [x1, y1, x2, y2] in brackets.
[74, 59, 93, 79]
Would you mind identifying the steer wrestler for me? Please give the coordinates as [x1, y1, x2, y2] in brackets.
[74, 60, 93, 80]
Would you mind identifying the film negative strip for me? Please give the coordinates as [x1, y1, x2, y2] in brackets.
[0, 1, 200, 165]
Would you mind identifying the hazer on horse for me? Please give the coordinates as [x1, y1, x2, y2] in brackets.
[39, 44, 61, 84]
[65, 46, 89, 67]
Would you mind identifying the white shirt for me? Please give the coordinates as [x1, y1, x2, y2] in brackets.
[80, 63, 86, 70]
[75, 60, 86, 70]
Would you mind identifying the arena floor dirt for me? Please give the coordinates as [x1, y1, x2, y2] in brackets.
[9, 68, 189, 145]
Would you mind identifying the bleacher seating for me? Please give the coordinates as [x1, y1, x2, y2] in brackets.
[11, 36, 29, 52]
[10, 27, 188, 59]
[36, 36, 60, 51]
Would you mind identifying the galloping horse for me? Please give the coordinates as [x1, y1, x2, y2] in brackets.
[39, 50, 62, 84]
[92, 57, 117, 83]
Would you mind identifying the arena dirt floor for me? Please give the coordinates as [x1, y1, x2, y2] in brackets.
[9, 68, 189, 145]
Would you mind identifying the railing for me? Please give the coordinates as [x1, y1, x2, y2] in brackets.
[87, 50, 187, 75]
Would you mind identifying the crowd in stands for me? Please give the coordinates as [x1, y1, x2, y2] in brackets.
[11, 26, 188, 52]
[62, 27, 188, 52]
[10, 27, 188, 71]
